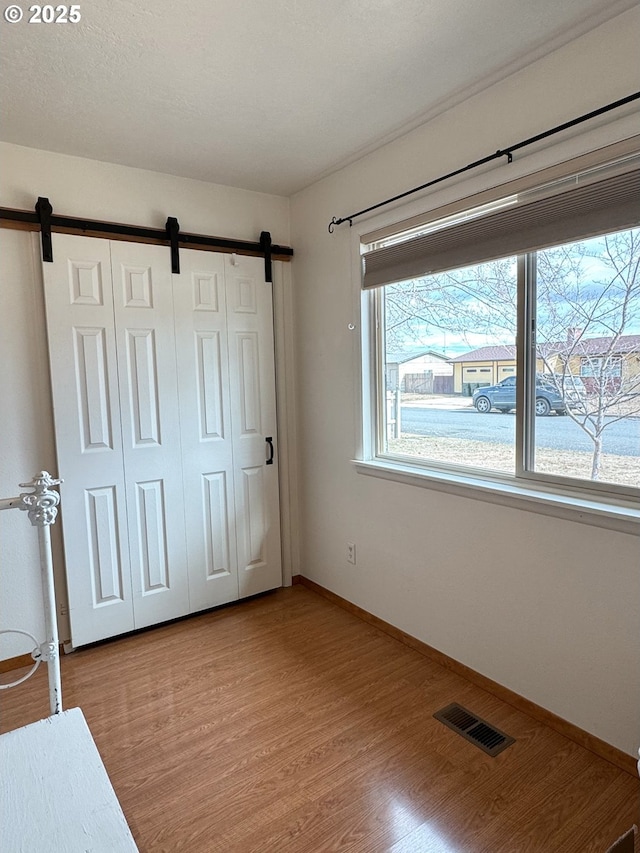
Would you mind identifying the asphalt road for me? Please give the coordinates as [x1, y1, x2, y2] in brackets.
[400, 406, 640, 457]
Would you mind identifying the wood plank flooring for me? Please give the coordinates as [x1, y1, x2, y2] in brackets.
[1, 586, 637, 852]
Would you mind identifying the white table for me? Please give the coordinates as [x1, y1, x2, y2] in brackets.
[0, 707, 138, 853]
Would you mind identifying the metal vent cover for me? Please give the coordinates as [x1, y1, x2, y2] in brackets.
[433, 703, 515, 757]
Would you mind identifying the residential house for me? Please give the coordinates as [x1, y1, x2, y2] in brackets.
[551, 333, 640, 396]
[450, 334, 640, 396]
[449, 344, 516, 394]
[0, 1, 638, 822]
[385, 347, 453, 393]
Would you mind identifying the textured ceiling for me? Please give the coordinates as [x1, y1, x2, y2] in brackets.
[1, 0, 636, 195]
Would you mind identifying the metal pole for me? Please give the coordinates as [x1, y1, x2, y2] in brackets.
[328, 91, 640, 230]
[18, 472, 63, 715]
[37, 522, 61, 715]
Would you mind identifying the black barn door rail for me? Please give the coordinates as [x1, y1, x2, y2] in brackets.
[0, 201, 293, 282]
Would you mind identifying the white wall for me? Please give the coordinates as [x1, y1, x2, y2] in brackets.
[290, 8, 640, 756]
[0, 144, 290, 658]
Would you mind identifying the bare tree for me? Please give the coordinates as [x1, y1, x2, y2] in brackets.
[385, 257, 517, 351]
[536, 229, 640, 479]
[383, 228, 640, 481]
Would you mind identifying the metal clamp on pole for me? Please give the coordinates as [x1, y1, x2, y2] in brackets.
[166, 216, 180, 274]
[35, 197, 53, 262]
[260, 231, 273, 283]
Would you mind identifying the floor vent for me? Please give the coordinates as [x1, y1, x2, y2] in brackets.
[433, 703, 515, 757]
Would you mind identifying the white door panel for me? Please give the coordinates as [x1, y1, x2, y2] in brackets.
[110, 242, 189, 628]
[225, 255, 282, 598]
[42, 235, 134, 646]
[173, 251, 239, 610]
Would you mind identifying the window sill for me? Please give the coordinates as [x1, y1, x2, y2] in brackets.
[353, 458, 640, 536]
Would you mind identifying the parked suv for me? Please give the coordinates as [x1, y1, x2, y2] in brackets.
[472, 375, 570, 416]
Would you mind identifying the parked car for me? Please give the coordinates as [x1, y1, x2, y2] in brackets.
[542, 373, 587, 409]
[472, 375, 572, 416]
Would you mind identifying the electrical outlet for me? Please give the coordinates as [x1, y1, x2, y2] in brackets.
[347, 542, 356, 565]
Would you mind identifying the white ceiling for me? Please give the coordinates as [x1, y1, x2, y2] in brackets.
[1, 0, 636, 195]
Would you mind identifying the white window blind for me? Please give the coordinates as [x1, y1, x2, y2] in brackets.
[361, 162, 640, 290]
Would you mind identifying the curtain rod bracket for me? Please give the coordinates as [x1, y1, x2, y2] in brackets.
[495, 149, 513, 164]
[36, 197, 53, 262]
[328, 216, 350, 234]
[165, 217, 180, 274]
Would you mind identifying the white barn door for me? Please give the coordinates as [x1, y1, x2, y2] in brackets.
[42, 235, 134, 645]
[173, 251, 281, 609]
[43, 235, 281, 646]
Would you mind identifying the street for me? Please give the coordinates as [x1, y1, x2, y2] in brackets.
[400, 405, 640, 457]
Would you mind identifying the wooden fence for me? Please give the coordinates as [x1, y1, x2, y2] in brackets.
[402, 373, 454, 394]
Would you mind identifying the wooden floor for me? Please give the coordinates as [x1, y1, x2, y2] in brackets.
[1, 586, 637, 852]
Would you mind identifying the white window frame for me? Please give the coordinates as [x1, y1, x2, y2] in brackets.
[351, 136, 640, 536]
[579, 355, 623, 378]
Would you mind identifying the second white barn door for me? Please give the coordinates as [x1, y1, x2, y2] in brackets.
[43, 234, 281, 647]
[174, 249, 282, 609]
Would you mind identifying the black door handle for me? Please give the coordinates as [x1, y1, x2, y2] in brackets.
[265, 436, 274, 465]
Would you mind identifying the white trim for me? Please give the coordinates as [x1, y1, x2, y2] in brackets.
[273, 261, 300, 586]
[354, 459, 640, 536]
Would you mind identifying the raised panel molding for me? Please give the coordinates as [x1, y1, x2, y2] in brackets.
[135, 481, 169, 594]
[241, 466, 266, 569]
[196, 332, 224, 440]
[126, 329, 161, 446]
[233, 277, 257, 314]
[237, 332, 261, 435]
[73, 327, 113, 452]
[122, 265, 153, 308]
[69, 260, 103, 306]
[193, 273, 219, 312]
[85, 487, 124, 606]
[202, 472, 231, 578]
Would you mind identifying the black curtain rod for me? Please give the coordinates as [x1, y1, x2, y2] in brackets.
[328, 91, 640, 233]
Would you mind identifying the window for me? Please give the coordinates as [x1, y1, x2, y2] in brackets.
[533, 235, 638, 486]
[579, 356, 622, 377]
[362, 155, 640, 502]
[382, 257, 517, 476]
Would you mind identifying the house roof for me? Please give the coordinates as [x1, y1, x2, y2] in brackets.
[449, 335, 640, 363]
[566, 334, 640, 356]
[387, 348, 449, 365]
[448, 345, 515, 363]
